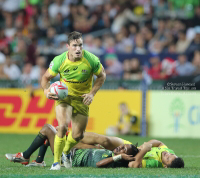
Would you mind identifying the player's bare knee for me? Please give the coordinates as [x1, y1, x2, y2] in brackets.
[40, 124, 50, 135]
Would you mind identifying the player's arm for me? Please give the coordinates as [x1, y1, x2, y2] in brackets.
[73, 142, 102, 149]
[138, 140, 165, 149]
[41, 69, 59, 100]
[90, 66, 106, 96]
[96, 153, 135, 168]
[128, 143, 152, 168]
[82, 66, 106, 105]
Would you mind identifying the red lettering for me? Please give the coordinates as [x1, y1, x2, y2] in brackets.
[0, 109, 15, 126]
[36, 118, 47, 127]
[26, 97, 55, 113]
[20, 118, 30, 127]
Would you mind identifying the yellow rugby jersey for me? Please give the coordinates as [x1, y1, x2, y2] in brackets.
[142, 145, 175, 168]
[48, 50, 102, 97]
[118, 111, 140, 134]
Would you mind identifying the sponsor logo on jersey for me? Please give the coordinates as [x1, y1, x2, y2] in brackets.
[49, 61, 54, 69]
[64, 79, 88, 83]
[102, 153, 108, 158]
[82, 69, 88, 74]
[73, 67, 78, 71]
[64, 69, 70, 74]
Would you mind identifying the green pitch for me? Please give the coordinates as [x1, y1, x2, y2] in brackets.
[0, 134, 200, 178]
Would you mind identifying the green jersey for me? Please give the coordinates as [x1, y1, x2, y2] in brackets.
[48, 50, 102, 97]
[72, 149, 128, 168]
[142, 146, 175, 168]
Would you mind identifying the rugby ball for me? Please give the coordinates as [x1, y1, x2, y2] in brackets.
[50, 81, 68, 100]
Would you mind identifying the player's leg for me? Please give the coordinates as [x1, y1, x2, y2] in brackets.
[51, 103, 72, 170]
[63, 114, 88, 155]
[26, 124, 57, 167]
[80, 132, 125, 151]
[5, 127, 48, 165]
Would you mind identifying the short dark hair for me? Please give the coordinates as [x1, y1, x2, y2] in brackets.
[168, 157, 184, 168]
[67, 31, 82, 44]
[130, 143, 139, 156]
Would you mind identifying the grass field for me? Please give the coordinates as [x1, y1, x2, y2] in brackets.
[0, 134, 200, 178]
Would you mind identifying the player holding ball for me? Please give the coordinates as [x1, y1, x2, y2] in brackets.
[41, 31, 106, 170]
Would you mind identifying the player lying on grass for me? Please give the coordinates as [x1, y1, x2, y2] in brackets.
[5, 124, 184, 168]
[5, 124, 136, 166]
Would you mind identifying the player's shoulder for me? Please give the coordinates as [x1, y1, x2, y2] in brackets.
[83, 50, 98, 60]
[53, 51, 67, 63]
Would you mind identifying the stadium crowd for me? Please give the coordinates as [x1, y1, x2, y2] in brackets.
[0, 0, 199, 85]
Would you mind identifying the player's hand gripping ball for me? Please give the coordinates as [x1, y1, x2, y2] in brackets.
[50, 81, 68, 100]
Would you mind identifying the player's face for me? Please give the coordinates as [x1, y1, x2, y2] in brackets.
[67, 38, 83, 60]
[113, 144, 132, 155]
[162, 151, 177, 166]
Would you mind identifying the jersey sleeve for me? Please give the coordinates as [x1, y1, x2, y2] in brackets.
[142, 159, 163, 168]
[84, 50, 102, 75]
[159, 145, 168, 149]
[48, 56, 61, 76]
[92, 58, 102, 75]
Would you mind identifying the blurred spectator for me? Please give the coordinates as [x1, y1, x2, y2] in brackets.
[149, 40, 163, 54]
[83, 35, 104, 56]
[46, 27, 56, 47]
[129, 58, 143, 80]
[128, 24, 138, 41]
[134, 33, 147, 54]
[106, 102, 140, 136]
[192, 51, 200, 75]
[83, 0, 104, 10]
[187, 26, 200, 54]
[0, 52, 6, 64]
[161, 57, 176, 78]
[175, 54, 195, 76]
[73, 5, 97, 33]
[53, 13, 69, 34]
[48, 0, 70, 19]
[0, 28, 11, 50]
[30, 56, 47, 80]
[20, 62, 34, 86]
[115, 27, 133, 53]
[104, 53, 123, 79]
[192, 6, 200, 27]
[26, 37, 38, 65]
[111, 7, 146, 34]
[12, 38, 27, 69]
[104, 37, 115, 53]
[155, 0, 168, 17]
[2, 0, 20, 13]
[123, 58, 143, 80]
[167, 43, 176, 54]
[0, 55, 21, 80]
[4, 14, 16, 38]
[148, 55, 166, 80]
[37, 5, 51, 33]
[93, 37, 105, 55]
[176, 29, 191, 53]
[123, 59, 131, 80]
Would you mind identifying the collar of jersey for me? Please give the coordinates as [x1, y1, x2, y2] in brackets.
[65, 51, 84, 65]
